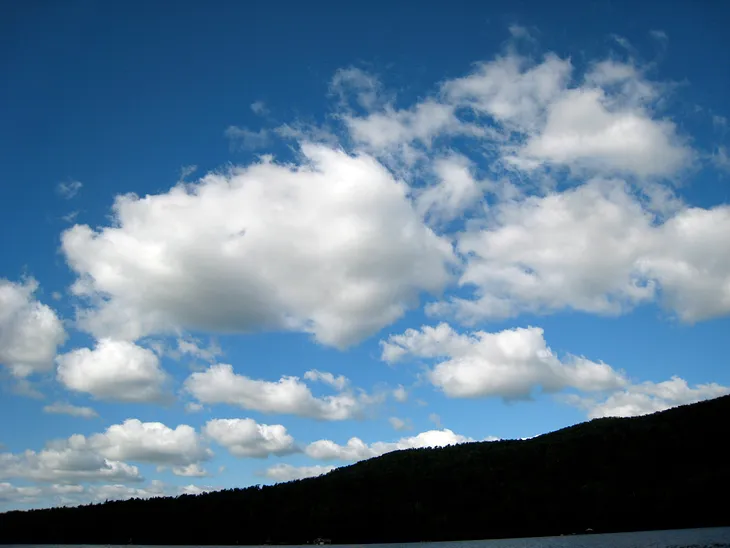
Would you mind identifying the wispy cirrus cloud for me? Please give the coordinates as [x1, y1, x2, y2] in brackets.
[56, 180, 83, 199]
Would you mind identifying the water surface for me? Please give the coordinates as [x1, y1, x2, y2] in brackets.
[7, 527, 730, 548]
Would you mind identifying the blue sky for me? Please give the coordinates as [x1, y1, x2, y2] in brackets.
[2, 0, 730, 509]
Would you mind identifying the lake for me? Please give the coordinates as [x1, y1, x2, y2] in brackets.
[5, 527, 729, 548]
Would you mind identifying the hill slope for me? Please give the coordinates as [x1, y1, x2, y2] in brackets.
[2, 395, 729, 544]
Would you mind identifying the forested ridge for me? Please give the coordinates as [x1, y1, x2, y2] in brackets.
[2, 395, 729, 545]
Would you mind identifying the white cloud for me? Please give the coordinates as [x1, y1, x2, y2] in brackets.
[388, 417, 412, 431]
[392, 385, 408, 402]
[176, 337, 222, 362]
[0, 437, 141, 484]
[304, 437, 374, 461]
[185, 364, 367, 420]
[330, 67, 383, 110]
[84, 481, 167, 503]
[382, 323, 627, 399]
[418, 51, 690, 179]
[439, 179, 656, 320]
[508, 25, 535, 41]
[428, 413, 442, 428]
[305, 429, 474, 462]
[56, 339, 170, 403]
[432, 179, 730, 324]
[0, 420, 213, 488]
[503, 55, 687, 176]
[610, 34, 633, 52]
[73, 481, 214, 504]
[345, 101, 477, 154]
[58, 51, 707, 354]
[204, 418, 297, 458]
[414, 154, 485, 223]
[171, 464, 209, 477]
[0, 480, 215, 509]
[583, 60, 654, 103]
[443, 53, 572, 132]
[0, 482, 42, 504]
[225, 126, 271, 150]
[250, 101, 269, 115]
[639, 204, 730, 321]
[0, 278, 66, 378]
[11, 378, 44, 399]
[303, 369, 349, 391]
[261, 463, 336, 483]
[61, 144, 454, 349]
[56, 180, 83, 199]
[517, 87, 689, 177]
[179, 165, 198, 182]
[566, 376, 730, 418]
[185, 402, 204, 413]
[43, 403, 99, 419]
[89, 419, 212, 467]
[61, 211, 79, 223]
[713, 146, 730, 172]
[180, 484, 215, 496]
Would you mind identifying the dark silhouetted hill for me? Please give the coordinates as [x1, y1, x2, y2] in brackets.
[2, 395, 729, 544]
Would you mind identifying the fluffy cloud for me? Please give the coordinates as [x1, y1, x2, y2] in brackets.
[566, 376, 730, 418]
[327, 52, 719, 328]
[171, 464, 209, 477]
[1, 420, 212, 486]
[330, 67, 383, 110]
[61, 145, 454, 349]
[444, 53, 690, 177]
[78, 481, 214, 504]
[516, 87, 689, 177]
[0, 437, 141, 484]
[305, 429, 474, 462]
[261, 464, 336, 483]
[432, 180, 730, 323]
[173, 337, 222, 363]
[337, 49, 691, 183]
[0, 483, 42, 504]
[82, 481, 168, 503]
[0, 278, 66, 378]
[43, 403, 99, 419]
[185, 364, 368, 420]
[382, 323, 627, 399]
[640, 204, 730, 321]
[303, 370, 349, 391]
[204, 418, 298, 458]
[414, 155, 485, 223]
[344, 101, 475, 154]
[89, 419, 212, 467]
[56, 339, 170, 403]
[0, 480, 214, 509]
[444, 53, 571, 132]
